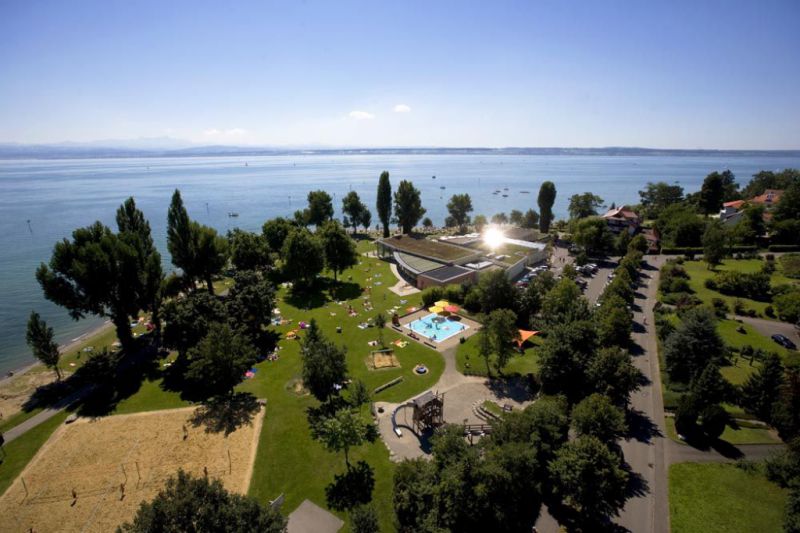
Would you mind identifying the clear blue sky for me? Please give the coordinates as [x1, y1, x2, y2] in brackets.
[1, 0, 798, 149]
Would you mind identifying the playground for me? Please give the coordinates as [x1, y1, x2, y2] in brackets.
[0, 406, 263, 533]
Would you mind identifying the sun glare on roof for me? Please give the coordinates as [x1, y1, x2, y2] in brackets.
[483, 227, 504, 249]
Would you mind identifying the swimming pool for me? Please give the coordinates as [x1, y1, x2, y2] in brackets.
[407, 314, 468, 342]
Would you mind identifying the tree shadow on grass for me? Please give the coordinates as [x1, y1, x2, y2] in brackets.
[325, 461, 375, 511]
[486, 376, 535, 403]
[188, 392, 261, 436]
[284, 283, 330, 310]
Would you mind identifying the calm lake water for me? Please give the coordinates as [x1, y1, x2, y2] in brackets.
[1, 153, 799, 374]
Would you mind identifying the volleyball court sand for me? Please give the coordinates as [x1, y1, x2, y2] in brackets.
[0, 406, 264, 533]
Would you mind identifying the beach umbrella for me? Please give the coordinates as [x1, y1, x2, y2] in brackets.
[444, 304, 460, 313]
[428, 306, 444, 314]
[434, 300, 449, 308]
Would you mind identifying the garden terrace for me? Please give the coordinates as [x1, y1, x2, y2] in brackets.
[377, 235, 478, 263]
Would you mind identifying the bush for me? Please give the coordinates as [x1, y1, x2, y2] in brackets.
[463, 288, 482, 313]
[711, 270, 771, 301]
[443, 285, 464, 305]
[420, 286, 445, 308]
[774, 290, 800, 324]
[769, 245, 800, 252]
[733, 299, 746, 315]
[765, 305, 775, 318]
[711, 298, 729, 318]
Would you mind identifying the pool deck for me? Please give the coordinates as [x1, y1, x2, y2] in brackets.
[393, 309, 481, 352]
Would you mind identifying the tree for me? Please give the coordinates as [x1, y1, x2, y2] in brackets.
[596, 297, 633, 348]
[772, 369, 800, 441]
[167, 190, 196, 287]
[119, 470, 286, 533]
[300, 319, 348, 402]
[741, 353, 784, 422]
[393, 180, 426, 234]
[702, 220, 726, 269]
[699, 170, 737, 215]
[342, 191, 365, 233]
[376, 171, 392, 237]
[785, 488, 800, 533]
[477, 269, 517, 314]
[281, 228, 325, 287]
[306, 190, 334, 226]
[487, 308, 518, 373]
[350, 505, 380, 533]
[317, 408, 373, 468]
[26, 312, 61, 380]
[699, 403, 728, 439]
[473, 214, 487, 231]
[509, 209, 524, 226]
[628, 234, 649, 254]
[571, 393, 626, 445]
[615, 229, 632, 256]
[186, 323, 258, 398]
[568, 192, 604, 219]
[226, 270, 275, 348]
[741, 168, 800, 198]
[540, 278, 590, 327]
[656, 204, 706, 248]
[117, 197, 163, 337]
[194, 224, 228, 295]
[774, 180, 800, 223]
[638, 181, 684, 219]
[359, 208, 372, 233]
[375, 312, 386, 348]
[522, 209, 539, 229]
[446, 193, 473, 233]
[228, 229, 271, 272]
[573, 216, 614, 256]
[538, 320, 597, 400]
[690, 362, 729, 408]
[262, 217, 293, 252]
[491, 212, 508, 225]
[588, 347, 642, 407]
[663, 307, 725, 383]
[37, 222, 142, 352]
[549, 435, 629, 521]
[774, 290, 800, 324]
[538, 181, 557, 233]
[319, 221, 358, 281]
[162, 291, 227, 357]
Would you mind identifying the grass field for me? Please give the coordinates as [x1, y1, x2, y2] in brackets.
[455, 333, 541, 377]
[0, 240, 442, 531]
[664, 416, 780, 445]
[679, 259, 799, 318]
[670, 462, 787, 533]
[0, 407, 262, 533]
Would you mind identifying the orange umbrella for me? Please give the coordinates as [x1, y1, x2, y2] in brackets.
[444, 304, 460, 313]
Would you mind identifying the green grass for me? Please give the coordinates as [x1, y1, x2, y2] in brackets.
[717, 319, 798, 385]
[664, 416, 780, 445]
[680, 259, 799, 318]
[240, 240, 444, 530]
[0, 407, 44, 434]
[0, 411, 69, 496]
[670, 462, 787, 533]
[481, 400, 504, 417]
[455, 333, 541, 377]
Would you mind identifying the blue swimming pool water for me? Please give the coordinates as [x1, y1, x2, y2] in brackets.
[407, 314, 468, 342]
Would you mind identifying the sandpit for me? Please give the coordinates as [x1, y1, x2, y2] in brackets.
[0, 406, 264, 533]
[367, 349, 400, 370]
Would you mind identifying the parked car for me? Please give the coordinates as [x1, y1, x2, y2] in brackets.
[772, 334, 797, 350]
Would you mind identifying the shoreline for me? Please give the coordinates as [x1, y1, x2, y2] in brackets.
[0, 320, 114, 385]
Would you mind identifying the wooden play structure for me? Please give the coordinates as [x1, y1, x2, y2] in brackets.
[410, 391, 445, 433]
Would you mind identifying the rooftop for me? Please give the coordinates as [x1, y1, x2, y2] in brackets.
[378, 234, 475, 262]
[603, 206, 639, 220]
[421, 265, 474, 282]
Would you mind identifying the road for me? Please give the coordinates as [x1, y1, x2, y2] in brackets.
[730, 314, 800, 346]
[616, 254, 670, 533]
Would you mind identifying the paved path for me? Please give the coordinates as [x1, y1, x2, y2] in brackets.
[729, 314, 800, 346]
[2, 387, 88, 443]
[666, 440, 784, 464]
[615, 254, 670, 533]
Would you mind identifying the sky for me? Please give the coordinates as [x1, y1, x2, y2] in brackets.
[0, 0, 799, 149]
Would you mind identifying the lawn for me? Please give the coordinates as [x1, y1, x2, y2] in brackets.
[680, 259, 799, 318]
[664, 416, 780, 445]
[0, 411, 69, 497]
[670, 462, 787, 533]
[456, 333, 541, 377]
[1, 239, 442, 530]
[239, 240, 443, 530]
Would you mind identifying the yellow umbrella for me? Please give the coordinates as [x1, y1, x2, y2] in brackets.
[428, 306, 444, 314]
[434, 300, 449, 308]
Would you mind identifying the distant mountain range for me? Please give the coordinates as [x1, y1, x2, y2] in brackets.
[0, 140, 798, 159]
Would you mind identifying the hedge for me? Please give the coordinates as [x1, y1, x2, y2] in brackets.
[660, 245, 759, 255]
[373, 376, 403, 394]
[768, 245, 800, 252]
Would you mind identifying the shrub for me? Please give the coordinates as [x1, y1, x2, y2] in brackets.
[765, 305, 775, 318]
[768, 245, 800, 252]
[765, 253, 775, 261]
[711, 298, 729, 318]
[780, 254, 800, 279]
[733, 299, 746, 315]
[711, 270, 771, 301]
[774, 290, 800, 324]
[443, 284, 464, 304]
[420, 286, 445, 308]
[463, 287, 482, 313]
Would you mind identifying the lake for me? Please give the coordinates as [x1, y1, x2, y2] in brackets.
[1, 153, 799, 374]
